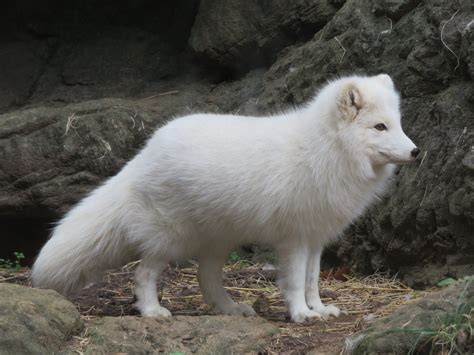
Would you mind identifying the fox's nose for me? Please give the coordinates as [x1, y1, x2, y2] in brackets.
[411, 147, 420, 158]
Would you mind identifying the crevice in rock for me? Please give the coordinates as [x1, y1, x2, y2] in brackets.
[1, 215, 57, 266]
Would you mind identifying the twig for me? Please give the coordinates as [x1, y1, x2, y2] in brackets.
[454, 126, 467, 154]
[440, 9, 461, 71]
[139, 90, 180, 102]
[420, 184, 429, 207]
[318, 26, 327, 42]
[129, 116, 136, 129]
[334, 36, 347, 63]
[414, 151, 428, 181]
[64, 113, 78, 136]
[129, 110, 137, 129]
[97, 137, 112, 160]
[464, 20, 474, 34]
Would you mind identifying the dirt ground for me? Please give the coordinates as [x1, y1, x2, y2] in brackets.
[1, 261, 428, 354]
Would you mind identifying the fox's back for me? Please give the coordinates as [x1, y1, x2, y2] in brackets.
[128, 113, 304, 242]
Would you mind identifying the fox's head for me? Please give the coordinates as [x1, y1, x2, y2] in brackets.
[323, 74, 419, 166]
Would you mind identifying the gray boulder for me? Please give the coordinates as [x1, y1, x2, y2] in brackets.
[346, 279, 474, 354]
[0, 0, 472, 284]
[79, 315, 278, 354]
[0, 283, 83, 354]
[189, 0, 341, 72]
[0, 98, 180, 262]
[254, 0, 474, 286]
[0, 282, 278, 354]
[0, 0, 199, 112]
[0, 99, 164, 216]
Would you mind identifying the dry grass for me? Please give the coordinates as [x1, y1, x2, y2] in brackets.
[0, 269, 30, 284]
[0, 261, 429, 353]
[138, 90, 180, 102]
[334, 36, 347, 63]
[440, 9, 460, 71]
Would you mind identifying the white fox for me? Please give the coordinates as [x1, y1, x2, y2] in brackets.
[32, 74, 419, 322]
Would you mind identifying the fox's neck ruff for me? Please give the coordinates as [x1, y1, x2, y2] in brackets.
[297, 107, 382, 182]
[288, 107, 393, 234]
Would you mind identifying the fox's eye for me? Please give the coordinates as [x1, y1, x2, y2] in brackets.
[374, 123, 387, 131]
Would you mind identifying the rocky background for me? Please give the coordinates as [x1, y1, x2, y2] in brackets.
[0, 0, 473, 286]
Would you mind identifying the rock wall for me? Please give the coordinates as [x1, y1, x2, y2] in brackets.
[0, 0, 472, 284]
[189, 0, 342, 73]
[0, 0, 200, 112]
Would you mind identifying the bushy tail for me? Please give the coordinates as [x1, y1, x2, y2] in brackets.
[32, 181, 136, 296]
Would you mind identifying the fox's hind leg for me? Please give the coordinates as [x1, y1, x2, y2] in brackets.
[134, 258, 171, 317]
[198, 255, 256, 316]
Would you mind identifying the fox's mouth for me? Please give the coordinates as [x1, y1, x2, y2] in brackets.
[379, 151, 415, 165]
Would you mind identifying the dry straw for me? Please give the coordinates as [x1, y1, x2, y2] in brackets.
[1, 261, 429, 353]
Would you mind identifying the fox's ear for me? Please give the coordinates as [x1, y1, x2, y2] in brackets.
[338, 83, 363, 120]
[376, 74, 393, 88]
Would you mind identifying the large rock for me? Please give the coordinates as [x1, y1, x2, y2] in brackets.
[252, 0, 474, 285]
[0, 283, 83, 353]
[0, 0, 199, 112]
[0, 40, 52, 111]
[0, 282, 278, 354]
[79, 315, 278, 354]
[0, 99, 163, 216]
[346, 279, 474, 354]
[0, 98, 183, 262]
[189, 0, 341, 73]
[0, 0, 472, 284]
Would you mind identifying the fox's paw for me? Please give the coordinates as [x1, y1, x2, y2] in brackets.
[139, 305, 172, 318]
[307, 302, 341, 318]
[291, 309, 326, 323]
[219, 303, 257, 317]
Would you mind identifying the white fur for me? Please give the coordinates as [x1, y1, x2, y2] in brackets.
[32, 74, 417, 322]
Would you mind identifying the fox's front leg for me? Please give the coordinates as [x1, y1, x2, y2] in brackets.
[278, 245, 324, 323]
[305, 247, 341, 318]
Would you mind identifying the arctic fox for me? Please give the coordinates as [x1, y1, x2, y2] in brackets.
[32, 74, 419, 322]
